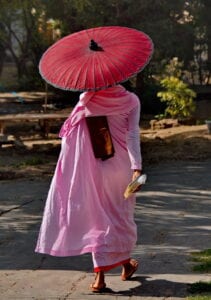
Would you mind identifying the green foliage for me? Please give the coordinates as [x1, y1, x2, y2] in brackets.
[191, 249, 211, 272]
[164, 57, 184, 78]
[154, 113, 166, 120]
[188, 281, 211, 294]
[157, 76, 196, 119]
[0, 0, 211, 89]
[17, 157, 45, 167]
[187, 250, 211, 299]
[187, 294, 211, 300]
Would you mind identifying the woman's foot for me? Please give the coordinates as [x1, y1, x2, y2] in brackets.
[90, 271, 106, 292]
[121, 259, 139, 281]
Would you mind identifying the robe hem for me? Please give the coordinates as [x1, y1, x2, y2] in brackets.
[94, 258, 130, 272]
[35, 245, 135, 257]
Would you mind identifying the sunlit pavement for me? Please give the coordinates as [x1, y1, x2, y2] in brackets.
[0, 160, 211, 299]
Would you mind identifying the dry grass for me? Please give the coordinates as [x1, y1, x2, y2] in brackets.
[141, 125, 211, 166]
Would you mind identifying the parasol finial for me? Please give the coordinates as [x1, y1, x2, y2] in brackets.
[89, 39, 103, 51]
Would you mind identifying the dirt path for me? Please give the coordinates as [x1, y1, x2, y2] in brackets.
[1, 93, 211, 299]
[0, 159, 210, 299]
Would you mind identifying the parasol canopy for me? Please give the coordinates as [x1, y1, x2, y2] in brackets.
[39, 26, 153, 91]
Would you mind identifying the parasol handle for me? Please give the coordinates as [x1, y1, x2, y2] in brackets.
[89, 39, 103, 51]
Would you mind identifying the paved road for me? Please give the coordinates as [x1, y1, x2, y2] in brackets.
[0, 160, 211, 299]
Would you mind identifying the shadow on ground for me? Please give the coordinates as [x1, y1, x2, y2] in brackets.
[0, 160, 211, 297]
[84, 276, 188, 298]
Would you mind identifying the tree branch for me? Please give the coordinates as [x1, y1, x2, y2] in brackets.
[4, 22, 24, 52]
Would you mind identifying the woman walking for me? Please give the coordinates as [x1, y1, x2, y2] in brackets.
[35, 26, 153, 292]
[36, 84, 141, 291]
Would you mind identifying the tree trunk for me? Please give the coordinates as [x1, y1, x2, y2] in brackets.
[136, 72, 145, 98]
[0, 47, 6, 77]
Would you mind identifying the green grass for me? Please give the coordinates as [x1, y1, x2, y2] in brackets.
[187, 295, 211, 300]
[187, 281, 211, 300]
[17, 157, 45, 167]
[191, 249, 211, 272]
[188, 281, 211, 294]
[187, 250, 211, 299]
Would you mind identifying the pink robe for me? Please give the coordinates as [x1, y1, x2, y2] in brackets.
[35, 85, 142, 271]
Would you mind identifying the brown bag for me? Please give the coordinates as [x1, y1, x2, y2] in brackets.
[85, 116, 115, 161]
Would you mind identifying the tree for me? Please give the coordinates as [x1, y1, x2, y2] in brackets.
[0, 0, 52, 88]
[0, 0, 210, 90]
[184, 0, 211, 84]
[0, 22, 7, 77]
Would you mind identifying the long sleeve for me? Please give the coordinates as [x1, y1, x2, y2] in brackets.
[126, 101, 142, 170]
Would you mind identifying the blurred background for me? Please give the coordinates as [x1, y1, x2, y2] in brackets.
[0, 0, 210, 166]
[0, 0, 210, 113]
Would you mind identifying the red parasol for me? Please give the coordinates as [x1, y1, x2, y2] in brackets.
[39, 26, 153, 91]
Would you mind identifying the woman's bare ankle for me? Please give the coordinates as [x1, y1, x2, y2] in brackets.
[94, 271, 105, 287]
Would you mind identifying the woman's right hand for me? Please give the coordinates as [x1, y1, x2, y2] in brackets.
[132, 169, 142, 192]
